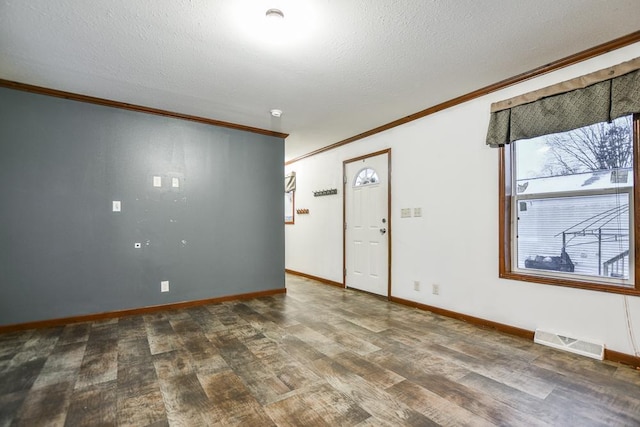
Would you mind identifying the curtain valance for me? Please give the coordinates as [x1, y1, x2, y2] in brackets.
[486, 57, 640, 147]
[285, 172, 296, 193]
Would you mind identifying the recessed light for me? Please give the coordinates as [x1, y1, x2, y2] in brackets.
[270, 109, 283, 118]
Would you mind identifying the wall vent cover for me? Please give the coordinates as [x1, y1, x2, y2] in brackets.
[534, 329, 604, 360]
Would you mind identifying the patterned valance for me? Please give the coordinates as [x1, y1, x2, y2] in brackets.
[486, 57, 640, 147]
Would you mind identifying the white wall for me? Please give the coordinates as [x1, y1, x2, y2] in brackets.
[285, 43, 640, 357]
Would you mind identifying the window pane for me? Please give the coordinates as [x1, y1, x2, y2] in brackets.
[512, 115, 635, 287]
[517, 193, 630, 282]
[354, 168, 379, 187]
[515, 115, 633, 184]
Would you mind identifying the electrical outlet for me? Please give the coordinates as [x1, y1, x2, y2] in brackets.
[432, 283, 440, 295]
[161, 280, 170, 292]
[413, 281, 420, 291]
[401, 208, 412, 218]
[413, 207, 422, 217]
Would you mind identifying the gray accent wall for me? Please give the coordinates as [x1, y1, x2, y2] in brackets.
[0, 87, 284, 325]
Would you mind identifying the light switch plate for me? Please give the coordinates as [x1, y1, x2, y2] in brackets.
[134, 243, 141, 248]
[401, 208, 411, 218]
[112, 201, 121, 212]
[172, 177, 180, 188]
[161, 280, 169, 292]
[414, 207, 422, 217]
[153, 176, 162, 187]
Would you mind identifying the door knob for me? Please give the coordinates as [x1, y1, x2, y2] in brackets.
[380, 228, 387, 235]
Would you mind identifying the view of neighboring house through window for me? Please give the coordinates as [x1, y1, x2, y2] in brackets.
[511, 115, 634, 287]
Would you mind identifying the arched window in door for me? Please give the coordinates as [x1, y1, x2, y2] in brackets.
[354, 168, 379, 187]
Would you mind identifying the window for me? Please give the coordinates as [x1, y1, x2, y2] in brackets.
[500, 114, 640, 294]
[354, 168, 379, 187]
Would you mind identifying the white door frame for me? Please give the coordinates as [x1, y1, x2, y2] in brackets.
[343, 148, 392, 297]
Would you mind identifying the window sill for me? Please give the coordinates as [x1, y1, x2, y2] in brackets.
[499, 271, 640, 296]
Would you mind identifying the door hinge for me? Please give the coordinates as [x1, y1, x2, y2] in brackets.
[344, 268, 347, 276]
[343, 175, 347, 184]
[344, 222, 347, 230]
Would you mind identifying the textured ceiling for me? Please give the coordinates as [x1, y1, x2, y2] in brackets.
[1, 1, 640, 161]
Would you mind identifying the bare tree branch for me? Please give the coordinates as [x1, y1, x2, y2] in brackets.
[542, 116, 632, 176]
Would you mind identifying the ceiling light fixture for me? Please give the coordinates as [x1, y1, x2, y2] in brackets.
[265, 8, 284, 20]
[270, 109, 283, 118]
[233, 3, 315, 48]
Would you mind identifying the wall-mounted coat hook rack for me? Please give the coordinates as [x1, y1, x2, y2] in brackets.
[313, 188, 338, 197]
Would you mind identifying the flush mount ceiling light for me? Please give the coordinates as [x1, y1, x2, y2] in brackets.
[265, 8, 284, 20]
[232, 3, 315, 47]
[270, 109, 283, 118]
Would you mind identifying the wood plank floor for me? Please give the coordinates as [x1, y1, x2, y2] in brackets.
[1, 274, 639, 426]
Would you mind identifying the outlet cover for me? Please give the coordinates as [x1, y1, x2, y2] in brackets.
[413, 281, 420, 291]
[401, 208, 412, 218]
[161, 280, 170, 292]
[432, 283, 440, 295]
[153, 176, 162, 187]
[414, 207, 422, 217]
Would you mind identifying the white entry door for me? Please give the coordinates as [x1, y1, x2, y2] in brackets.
[344, 151, 389, 296]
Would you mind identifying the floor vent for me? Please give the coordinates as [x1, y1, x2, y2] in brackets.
[534, 329, 604, 360]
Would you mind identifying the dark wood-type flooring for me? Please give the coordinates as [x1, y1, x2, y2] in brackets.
[1, 274, 639, 426]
